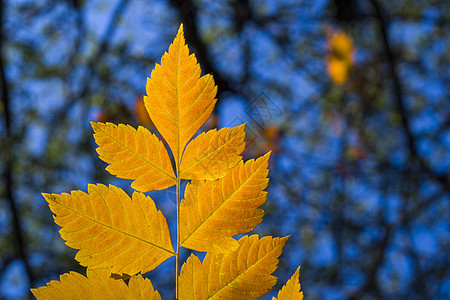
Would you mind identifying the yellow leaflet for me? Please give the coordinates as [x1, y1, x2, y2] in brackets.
[31, 268, 161, 300]
[273, 267, 303, 300]
[144, 24, 217, 166]
[179, 235, 289, 299]
[178, 254, 208, 300]
[44, 184, 174, 276]
[180, 124, 246, 180]
[180, 152, 271, 253]
[91, 122, 175, 192]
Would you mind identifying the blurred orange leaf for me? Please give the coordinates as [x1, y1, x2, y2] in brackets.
[326, 28, 355, 86]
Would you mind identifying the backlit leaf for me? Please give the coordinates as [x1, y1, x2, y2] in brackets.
[44, 184, 174, 276]
[31, 268, 161, 300]
[144, 24, 217, 165]
[178, 254, 208, 300]
[180, 152, 271, 253]
[180, 124, 246, 180]
[134, 95, 153, 126]
[273, 267, 303, 300]
[33, 24, 301, 299]
[178, 235, 289, 299]
[91, 121, 175, 192]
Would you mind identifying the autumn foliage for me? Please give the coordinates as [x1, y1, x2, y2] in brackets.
[31, 25, 303, 299]
[326, 28, 354, 86]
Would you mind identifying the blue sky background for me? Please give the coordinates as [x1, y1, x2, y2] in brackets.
[1, 0, 449, 299]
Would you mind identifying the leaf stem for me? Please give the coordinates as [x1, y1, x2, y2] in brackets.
[176, 175, 181, 299]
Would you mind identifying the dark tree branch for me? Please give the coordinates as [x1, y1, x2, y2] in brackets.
[64, 0, 86, 78]
[0, 255, 15, 277]
[169, 0, 236, 98]
[0, 0, 35, 290]
[348, 225, 392, 299]
[50, 0, 130, 130]
[370, 0, 450, 193]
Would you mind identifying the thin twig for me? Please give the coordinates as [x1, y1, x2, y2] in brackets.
[169, 0, 236, 98]
[370, 0, 450, 193]
[49, 0, 130, 135]
[0, 0, 35, 290]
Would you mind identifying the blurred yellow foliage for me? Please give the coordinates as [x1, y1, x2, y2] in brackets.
[326, 29, 354, 86]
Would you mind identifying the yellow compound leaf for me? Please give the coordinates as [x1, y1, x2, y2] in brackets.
[91, 121, 175, 192]
[31, 268, 161, 300]
[180, 124, 246, 180]
[178, 235, 289, 299]
[178, 254, 208, 300]
[144, 24, 217, 166]
[273, 267, 303, 300]
[33, 24, 300, 299]
[180, 152, 271, 253]
[43, 184, 175, 276]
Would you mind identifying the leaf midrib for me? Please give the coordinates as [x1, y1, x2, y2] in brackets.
[48, 194, 175, 256]
[180, 127, 243, 175]
[206, 238, 285, 299]
[96, 124, 175, 180]
[180, 158, 267, 246]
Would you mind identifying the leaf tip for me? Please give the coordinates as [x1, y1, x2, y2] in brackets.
[278, 235, 291, 247]
[42, 193, 55, 203]
[90, 120, 105, 129]
[256, 151, 271, 167]
[90, 121, 106, 135]
[237, 122, 247, 131]
[176, 23, 185, 41]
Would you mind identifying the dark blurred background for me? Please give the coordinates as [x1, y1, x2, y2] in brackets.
[1, 0, 449, 299]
